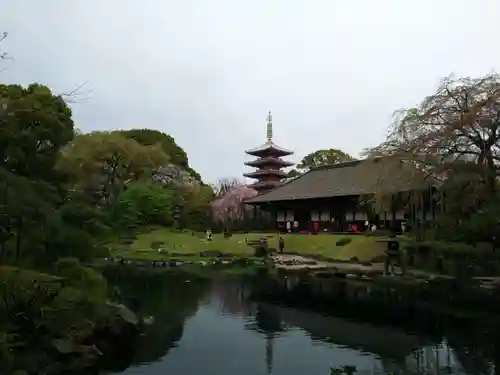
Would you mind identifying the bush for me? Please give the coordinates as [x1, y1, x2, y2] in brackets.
[53, 258, 108, 302]
[404, 241, 476, 255]
[150, 241, 165, 250]
[403, 240, 484, 275]
[336, 238, 352, 247]
[112, 182, 175, 230]
[0, 265, 124, 374]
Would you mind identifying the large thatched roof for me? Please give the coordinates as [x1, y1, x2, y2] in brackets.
[245, 158, 434, 204]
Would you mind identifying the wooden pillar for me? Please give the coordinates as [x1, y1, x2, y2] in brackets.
[430, 187, 435, 229]
[418, 190, 424, 239]
[410, 190, 416, 239]
[253, 205, 258, 230]
[271, 204, 277, 230]
[440, 188, 445, 214]
[391, 194, 396, 229]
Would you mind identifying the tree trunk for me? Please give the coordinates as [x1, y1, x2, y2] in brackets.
[0, 241, 5, 263]
[15, 232, 22, 260]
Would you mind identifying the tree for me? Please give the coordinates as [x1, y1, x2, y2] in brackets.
[183, 184, 214, 230]
[0, 31, 8, 61]
[118, 129, 201, 180]
[111, 182, 175, 229]
[372, 74, 500, 193]
[370, 74, 500, 242]
[59, 131, 169, 205]
[0, 83, 75, 262]
[297, 149, 355, 170]
[154, 164, 200, 187]
[211, 184, 257, 223]
[0, 83, 75, 181]
[286, 168, 302, 178]
[0, 171, 56, 261]
[212, 177, 241, 197]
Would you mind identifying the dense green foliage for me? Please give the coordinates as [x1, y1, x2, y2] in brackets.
[112, 182, 175, 229]
[297, 148, 355, 170]
[119, 128, 201, 180]
[59, 131, 170, 206]
[0, 82, 214, 374]
[0, 83, 82, 265]
[0, 82, 213, 262]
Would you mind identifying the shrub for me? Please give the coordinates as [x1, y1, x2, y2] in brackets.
[336, 238, 352, 247]
[254, 245, 268, 258]
[431, 241, 476, 255]
[150, 241, 165, 250]
[0, 265, 124, 373]
[53, 258, 108, 302]
[404, 241, 476, 255]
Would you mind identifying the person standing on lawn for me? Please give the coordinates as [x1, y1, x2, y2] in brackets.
[279, 236, 285, 253]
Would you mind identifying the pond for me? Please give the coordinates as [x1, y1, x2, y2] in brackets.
[104, 270, 499, 375]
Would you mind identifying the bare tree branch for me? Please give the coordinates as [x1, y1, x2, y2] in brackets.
[370, 74, 500, 190]
[0, 31, 13, 74]
[211, 177, 242, 197]
[60, 77, 93, 104]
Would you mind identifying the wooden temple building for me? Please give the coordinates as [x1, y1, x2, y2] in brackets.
[245, 157, 437, 232]
[243, 111, 294, 193]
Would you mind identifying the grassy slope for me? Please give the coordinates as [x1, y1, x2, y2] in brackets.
[113, 229, 387, 262]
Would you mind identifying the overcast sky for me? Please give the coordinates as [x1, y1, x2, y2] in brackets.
[2, 0, 500, 183]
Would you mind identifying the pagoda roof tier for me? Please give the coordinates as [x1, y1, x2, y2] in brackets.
[248, 180, 283, 191]
[245, 141, 294, 157]
[243, 169, 287, 179]
[244, 157, 294, 168]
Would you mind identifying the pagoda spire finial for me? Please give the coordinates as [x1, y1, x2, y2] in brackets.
[266, 110, 273, 142]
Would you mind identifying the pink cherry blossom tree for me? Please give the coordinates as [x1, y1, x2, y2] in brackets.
[211, 184, 257, 222]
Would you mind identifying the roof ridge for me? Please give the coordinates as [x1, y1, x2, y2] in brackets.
[310, 159, 362, 171]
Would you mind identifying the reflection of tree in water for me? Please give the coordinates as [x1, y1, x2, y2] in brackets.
[104, 270, 500, 375]
[262, 273, 500, 375]
[211, 279, 255, 317]
[379, 328, 496, 375]
[444, 327, 495, 375]
[382, 343, 452, 375]
[102, 268, 210, 370]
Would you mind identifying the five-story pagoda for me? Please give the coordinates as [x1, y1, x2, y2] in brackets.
[244, 111, 294, 193]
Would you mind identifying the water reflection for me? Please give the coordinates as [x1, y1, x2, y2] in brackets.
[102, 268, 211, 371]
[107, 271, 498, 375]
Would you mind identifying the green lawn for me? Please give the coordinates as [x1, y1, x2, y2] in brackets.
[111, 229, 387, 262]
[265, 233, 387, 261]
